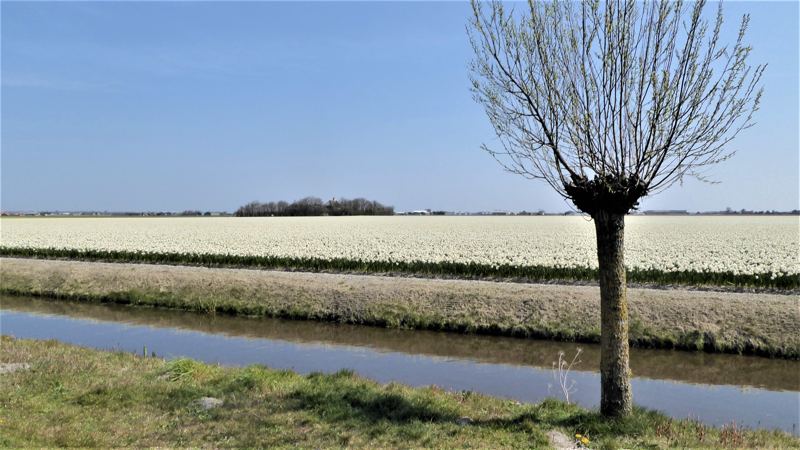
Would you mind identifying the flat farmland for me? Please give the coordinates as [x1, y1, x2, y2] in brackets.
[1, 216, 797, 287]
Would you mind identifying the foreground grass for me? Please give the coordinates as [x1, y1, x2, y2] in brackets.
[3, 257, 798, 359]
[2, 246, 797, 290]
[1, 337, 797, 448]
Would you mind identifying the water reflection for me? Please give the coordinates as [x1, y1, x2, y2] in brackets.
[3, 296, 796, 391]
[1, 295, 798, 434]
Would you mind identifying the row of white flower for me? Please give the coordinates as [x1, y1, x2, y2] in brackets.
[1, 216, 797, 275]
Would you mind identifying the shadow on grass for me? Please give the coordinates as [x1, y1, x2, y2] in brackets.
[286, 371, 591, 432]
[286, 371, 569, 441]
[288, 371, 460, 424]
[284, 373, 553, 447]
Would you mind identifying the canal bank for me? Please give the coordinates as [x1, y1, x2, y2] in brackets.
[1, 335, 798, 448]
[2, 257, 798, 358]
[2, 295, 799, 435]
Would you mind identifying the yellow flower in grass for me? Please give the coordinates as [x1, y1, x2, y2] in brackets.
[581, 436, 590, 445]
[575, 434, 582, 439]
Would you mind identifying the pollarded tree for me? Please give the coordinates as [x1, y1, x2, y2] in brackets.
[468, 0, 764, 417]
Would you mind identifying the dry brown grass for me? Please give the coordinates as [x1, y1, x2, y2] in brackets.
[2, 257, 798, 358]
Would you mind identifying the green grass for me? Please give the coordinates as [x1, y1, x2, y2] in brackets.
[1, 336, 797, 448]
[2, 246, 797, 290]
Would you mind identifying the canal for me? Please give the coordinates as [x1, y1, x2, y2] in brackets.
[2, 295, 797, 434]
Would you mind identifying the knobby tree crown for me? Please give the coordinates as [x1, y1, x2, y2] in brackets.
[469, 0, 765, 216]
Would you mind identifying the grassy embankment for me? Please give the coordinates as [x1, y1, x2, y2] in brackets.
[2, 258, 798, 359]
[1, 336, 797, 448]
[1, 246, 797, 290]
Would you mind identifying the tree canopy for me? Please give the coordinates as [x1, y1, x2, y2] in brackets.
[469, 0, 765, 215]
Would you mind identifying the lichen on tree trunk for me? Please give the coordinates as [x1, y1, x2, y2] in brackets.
[594, 210, 633, 417]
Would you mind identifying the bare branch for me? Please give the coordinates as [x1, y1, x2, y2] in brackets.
[468, 0, 764, 215]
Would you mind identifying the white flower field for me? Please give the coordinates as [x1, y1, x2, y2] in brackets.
[1, 215, 797, 276]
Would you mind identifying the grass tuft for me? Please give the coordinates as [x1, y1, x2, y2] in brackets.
[164, 358, 207, 382]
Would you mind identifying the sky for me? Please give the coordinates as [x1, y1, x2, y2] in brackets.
[1, 1, 798, 213]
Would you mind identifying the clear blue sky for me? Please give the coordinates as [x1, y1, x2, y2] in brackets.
[2, 1, 797, 213]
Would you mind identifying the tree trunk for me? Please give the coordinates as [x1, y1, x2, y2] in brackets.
[594, 210, 633, 417]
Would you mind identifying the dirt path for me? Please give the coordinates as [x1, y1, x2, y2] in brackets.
[546, 430, 578, 449]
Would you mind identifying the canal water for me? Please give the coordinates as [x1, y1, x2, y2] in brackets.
[1, 295, 798, 434]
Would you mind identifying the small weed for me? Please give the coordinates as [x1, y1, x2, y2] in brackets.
[719, 421, 745, 447]
[552, 348, 582, 404]
[50, 380, 66, 396]
[574, 432, 592, 448]
[655, 420, 674, 439]
[686, 419, 708, 443]
[457, 390, 474, 403]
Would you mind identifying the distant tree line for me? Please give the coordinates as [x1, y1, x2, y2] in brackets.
[235, 197, 394, 217]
